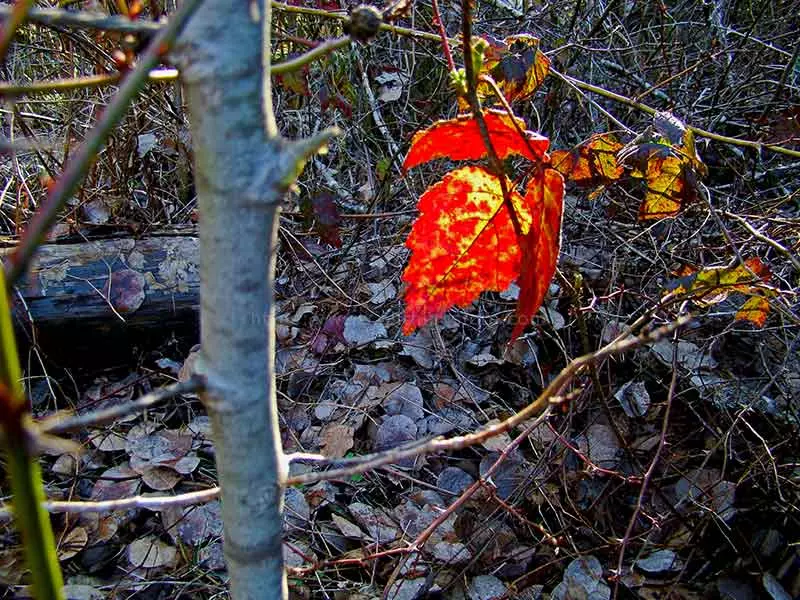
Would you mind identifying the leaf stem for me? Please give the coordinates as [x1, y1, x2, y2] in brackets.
[430, 0, 454, 72]
[459, 0, 523, 239]
[0, 267, 64, 600]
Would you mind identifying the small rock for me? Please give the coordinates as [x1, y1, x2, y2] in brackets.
[467, 574, 507, 600]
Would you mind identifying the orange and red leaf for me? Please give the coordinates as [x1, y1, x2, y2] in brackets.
[736, 296, 770, 328]
[550, 134, 624, 187]
[401, 166, 532, 334]
[402, 110, 549, 172]
[665, 257, 773, 327]
[635, 154, 688, 219]
[478, 34, 550, 105]
[511, 168, 565, 341]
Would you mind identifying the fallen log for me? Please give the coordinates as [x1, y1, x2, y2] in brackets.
[2, 230, 200, 364]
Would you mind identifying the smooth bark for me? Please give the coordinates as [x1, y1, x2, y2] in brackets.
[173, 1, 290, 597]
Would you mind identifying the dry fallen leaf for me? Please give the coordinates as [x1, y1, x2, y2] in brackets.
[348, 502, 400, 543]
[57, 526, 88, 561]
[319, 423, 355, 458]
[88, 430, 127, 452]
[127, 535, 177, 569]
[162, 501, 223, 546]
[91, 464, 140, 501]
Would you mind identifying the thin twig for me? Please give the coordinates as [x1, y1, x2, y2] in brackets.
[271, 1, 442, 43]
[287, 314, 690, 487]
[0, 487, 221, 521]
[382, 410, 552, 595]
[553, 68, 800, 159]
[613, 343, 678, 598]
[3, 0, 203, 286]
[40, 377, 204, 436]
[721, 210, 800, 273]
[272, 36, 349, 75]
[430, 0, 454, 72]
[0, 4, 163, 34]
[0, 69, 178, 98]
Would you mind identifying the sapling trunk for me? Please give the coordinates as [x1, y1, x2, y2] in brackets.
[173, 0, 288, 597]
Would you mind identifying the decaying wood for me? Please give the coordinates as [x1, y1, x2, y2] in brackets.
[2, 232, 199, 352]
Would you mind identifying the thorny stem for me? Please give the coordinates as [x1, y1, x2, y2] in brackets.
[0, 314, 690, 522]
[430, 0, 454, 72]
[285, 314, 692, 486]
[289, 317, 691, 579]
[460, 0, 523, 239]
[383, 410, 553, 595]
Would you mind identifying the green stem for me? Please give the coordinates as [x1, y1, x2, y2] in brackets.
[5, 433, 63, 599]
[0, 69, 178, 98]
[272, 36, 349, 75]
[553, 68, 800, 159]
[0, 268, 64, 600]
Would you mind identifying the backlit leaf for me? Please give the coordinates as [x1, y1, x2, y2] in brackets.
[402, 110, 549, 172]
[550, 134, 624, 186]
[637, 154, 690, 219]
[666, 257, 773, 327]
[622, 113, 707, 219]
[654, 111, 708, 177]
[668, 257, 770, 300]
[736, 296, 770, 327]
[402, 166, 532, 334]
[275, 61, 311, 96]
[458, 35, 550, 109]
[511, 167, 564, 341]
[482, 34, 550, 105]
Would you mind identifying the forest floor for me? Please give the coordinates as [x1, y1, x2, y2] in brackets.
[1, 1, 799, 599]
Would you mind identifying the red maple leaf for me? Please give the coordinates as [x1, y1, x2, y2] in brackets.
[403, 110, 549, 172]
[512, 167, 565, 341]
[402, 166, 532, 334]
[402, 110, 563, 341]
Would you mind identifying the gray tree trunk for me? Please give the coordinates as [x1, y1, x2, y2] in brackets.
[173, 1, 290, 597]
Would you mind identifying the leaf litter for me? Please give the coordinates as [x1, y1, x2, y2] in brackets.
[11, 9, 800, 599]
